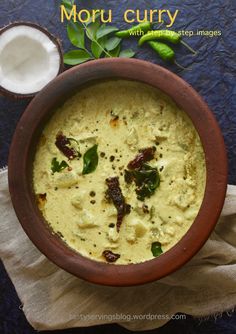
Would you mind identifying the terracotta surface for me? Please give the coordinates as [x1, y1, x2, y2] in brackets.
[0, 22, 64, 99]
[8, 59, 228, 286]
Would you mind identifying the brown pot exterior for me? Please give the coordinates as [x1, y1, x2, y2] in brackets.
[8, 59, 228, 286]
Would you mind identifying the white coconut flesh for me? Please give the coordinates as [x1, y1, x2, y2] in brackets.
[0, 25, 61, 95]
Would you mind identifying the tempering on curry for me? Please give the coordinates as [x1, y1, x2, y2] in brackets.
[33, 80, 206, 264]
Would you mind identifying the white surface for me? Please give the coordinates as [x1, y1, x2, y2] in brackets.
[1, 168, 236, 331]
[0, 25, 60, 94]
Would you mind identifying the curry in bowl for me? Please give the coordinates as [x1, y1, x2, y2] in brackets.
[33, 80, 206, 265]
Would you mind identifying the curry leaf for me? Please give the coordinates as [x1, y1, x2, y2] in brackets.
[91, 37, 107, 58]
[125, 164, 160, 201]
[91, 41, 101, 58]
[151, 242, 163, 257]
[61, 0, 74, 6]
[105, 37, 122, 51]
[135, 170, 160, 200]
[96, 24, 119, 39]
[51, 158, 69, 174]
[82, 144, 99, 175]
[119, 49, 136, 58]
[63, 50, 93, 65]
[86, 20, 100, 40]
[67, 22, 85, 49]
[85, 12, 101, 26]
[61, 0, 75, 13]
[108, 44, 121, 57]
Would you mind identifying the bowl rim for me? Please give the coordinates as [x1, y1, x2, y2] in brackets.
[8, 58, 228, 286]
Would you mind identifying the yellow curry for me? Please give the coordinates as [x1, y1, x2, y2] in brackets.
[33, 80, 206, 264]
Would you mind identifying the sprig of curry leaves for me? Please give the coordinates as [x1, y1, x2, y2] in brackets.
[125, 164, 160, 201]
[62, 0, 135, 65]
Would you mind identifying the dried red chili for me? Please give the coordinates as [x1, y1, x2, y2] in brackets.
[127, 147, 156, 170]
[105, 177, 131, 232]
[102, 250, 120, 263]
[55, 132, 77, 160]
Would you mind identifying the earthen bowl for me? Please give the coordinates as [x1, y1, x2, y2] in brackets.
[8, 58, 228, 286]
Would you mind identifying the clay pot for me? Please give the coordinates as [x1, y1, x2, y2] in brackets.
[8, 59, 228, 286]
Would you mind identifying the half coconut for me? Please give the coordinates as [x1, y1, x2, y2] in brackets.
[0, 22, 63, 99]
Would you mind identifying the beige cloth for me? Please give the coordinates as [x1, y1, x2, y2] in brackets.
[1, 168, 236, 331]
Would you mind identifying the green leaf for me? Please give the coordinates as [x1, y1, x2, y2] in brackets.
[85, 20, 100, 40]
[135, 171, 160, 200]
[151, 242, 163, 257]
[108, 44, 121, 57]
[119, 49, 136, 58]
[125, 164, 160, 201]
[82, 144, 99, 175]
[91, 41, 103, 58]
[105, 37, 122, 51]
[85, 12, 101, 26]
[51, 158, 69, 174]
[62, 0, 74, 6]
[61, 0, 75, 12]
[63, 50, 93, 65]
[96, 24, 119, 39]
[67, 22, 85, 49]
[91, 36, 107, 58]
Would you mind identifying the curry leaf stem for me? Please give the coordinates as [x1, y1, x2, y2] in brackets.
[81, 22, 112, 58]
